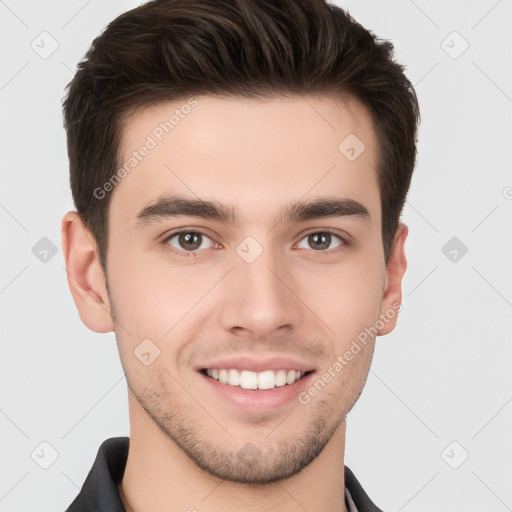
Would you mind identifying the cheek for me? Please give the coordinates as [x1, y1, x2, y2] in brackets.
[106, 243, 175, 339]
[107, 244, 223, 348]
[295, 255, 385, 337]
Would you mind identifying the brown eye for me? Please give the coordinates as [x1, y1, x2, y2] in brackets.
[165, 231, 215, 254]
[297, 232, 344, 252]
[178, 232, 202, 250]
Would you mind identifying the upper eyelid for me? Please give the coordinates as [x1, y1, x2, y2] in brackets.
[299, 228, 346, 239]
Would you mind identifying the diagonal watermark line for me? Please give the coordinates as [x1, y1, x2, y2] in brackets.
[0, 61, 29, 92]
[277, 481, 310, 512]
[472, 0, 503, 30]
[164, 163, 202, 198]
[61, 370, 129, 439]
[472, 61, 512, 104]
[265, 266, 336, 335]
[163, 368, 233, 438]
[407, 0, 439, 28]
[0, 409, 29, 438]
[398, 472, 439, 511]
[59, 264, 132, 336]
[470, 204, 499, 233]
[61, 60, 75, 74]
[300, 94, 336, 130]
[61, 470, 80, 490]
[472, 396, 512, 439]
[405, 265, 439, 298]
[471, 265, 512, 308]
[201, 480, 224, 502]
[0, 203, 29, 233]
[164, 267, 234, 336]
[0, 472, 29, 503]
[414, 61, 439, 88]
[265, 408, 295, 438]
[61, 0, 93, 29]
[266, 163, 337, 234]
[371, 370, 439, 438]
[0, 265, 28, 295]
[0, 0, 29, 28]
[472, 471, 511, 510]
[405, 200, 439, 233]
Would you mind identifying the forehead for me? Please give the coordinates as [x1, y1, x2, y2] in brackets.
[111, 94, 380, 227]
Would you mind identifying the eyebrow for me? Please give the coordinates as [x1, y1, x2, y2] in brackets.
[134, 194, 370, 228]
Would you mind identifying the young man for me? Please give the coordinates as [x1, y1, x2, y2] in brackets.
[61, 0, 419, 510]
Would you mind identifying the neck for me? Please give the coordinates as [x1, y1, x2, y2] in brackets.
[118, 392, 348, 512]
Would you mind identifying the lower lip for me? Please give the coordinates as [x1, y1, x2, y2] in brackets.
[199, 371, 315, 412]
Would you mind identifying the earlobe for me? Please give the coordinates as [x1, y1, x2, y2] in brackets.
[61, 211, 115, 333]
[377, 223, 408, 336]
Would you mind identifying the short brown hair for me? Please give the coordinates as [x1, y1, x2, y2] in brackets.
[62, 0, 419, 270]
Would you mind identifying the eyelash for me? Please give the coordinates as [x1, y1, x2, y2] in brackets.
[162, 229, 349, 258]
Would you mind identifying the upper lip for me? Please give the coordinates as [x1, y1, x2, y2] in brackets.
[197, 356, 315, 373]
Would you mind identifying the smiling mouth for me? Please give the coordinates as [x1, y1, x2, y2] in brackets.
[200, 368, 313, 390]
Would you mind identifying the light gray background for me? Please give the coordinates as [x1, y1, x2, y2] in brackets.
[1, 1, 511, 511]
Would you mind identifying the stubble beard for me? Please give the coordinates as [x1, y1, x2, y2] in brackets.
[134, 383, 347, 484]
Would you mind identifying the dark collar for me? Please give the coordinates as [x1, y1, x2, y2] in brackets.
[65, 437, 384, 512]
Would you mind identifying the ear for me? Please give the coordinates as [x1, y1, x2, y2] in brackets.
[61, 211, 115, 333]
[377, 223, 408, 335]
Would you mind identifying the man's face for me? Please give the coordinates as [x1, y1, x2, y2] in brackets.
[104, 94, 398, 483]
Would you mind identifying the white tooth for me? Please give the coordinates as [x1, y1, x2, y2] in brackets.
[294, 370, 302, 382]
[286, 370, 296, 385]
[206, 369, 213, 377]
[275, 369, 287, 387]
[228, 369, 240, 386]
[219, 369, 228, 384]
[258, 370, 276, 390]
[211, 368, 219, 379]
[240, 370, 258, 389]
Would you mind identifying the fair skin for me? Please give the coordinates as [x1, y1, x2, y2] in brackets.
[62, 94, 407, 512]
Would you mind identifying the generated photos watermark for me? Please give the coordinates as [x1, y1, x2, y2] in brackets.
[93, 97, 198, 200]
[298, 301, 403, 405]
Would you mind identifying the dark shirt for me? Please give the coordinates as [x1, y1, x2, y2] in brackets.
[65, 437, 384, 512]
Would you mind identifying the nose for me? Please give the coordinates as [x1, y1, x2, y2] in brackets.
[219, 240, 302, 338]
